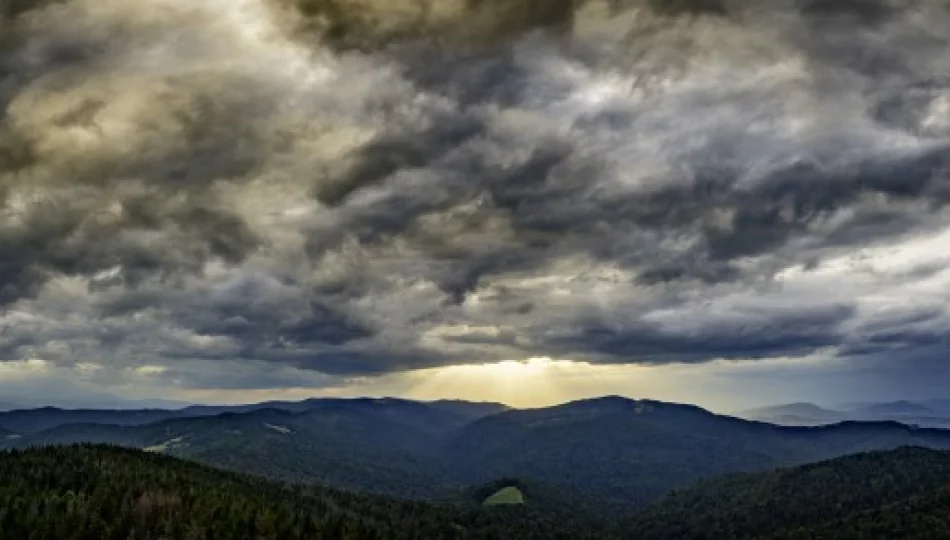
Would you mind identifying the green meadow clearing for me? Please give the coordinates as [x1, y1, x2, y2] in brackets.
[483, 486, 526, 506]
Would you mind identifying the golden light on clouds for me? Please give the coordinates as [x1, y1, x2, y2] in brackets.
[143, 356, 819, 411]
[0, 350, 842, 414]
[402, 357, 632, 408]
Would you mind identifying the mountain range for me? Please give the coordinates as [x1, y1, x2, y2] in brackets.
[739, 399, 950, 428]
[0, 398, 507, 435]
[6, 395, 950, 512]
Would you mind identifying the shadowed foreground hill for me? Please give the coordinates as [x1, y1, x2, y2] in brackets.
[0, 444, 607, 540]
[628, 446, 950, 539]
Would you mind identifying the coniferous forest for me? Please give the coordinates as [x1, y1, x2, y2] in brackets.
[7, 444, 950, 539]
[0, 444, 608, 540]
[628, 446, 950, 539]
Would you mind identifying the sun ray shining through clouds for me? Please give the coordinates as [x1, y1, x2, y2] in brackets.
[404, 357, 583, 407]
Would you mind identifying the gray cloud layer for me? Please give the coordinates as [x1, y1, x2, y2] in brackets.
[2, 0, 950, 390]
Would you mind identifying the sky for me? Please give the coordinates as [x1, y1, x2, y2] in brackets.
[1, 0, 950, 412]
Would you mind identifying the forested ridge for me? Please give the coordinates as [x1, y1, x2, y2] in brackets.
[627, 446, 950, 539]
[0, 444, 609, 540]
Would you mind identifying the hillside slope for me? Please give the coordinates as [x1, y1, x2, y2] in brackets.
[628, 446, 950, 539]
[0, 444, 606, 540]
[8, 400, 473, 498]
[445, 397, 950, 508]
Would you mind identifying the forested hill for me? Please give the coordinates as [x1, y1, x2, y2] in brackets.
[0, 444, 609, 540]
[627, 446, 950, 539]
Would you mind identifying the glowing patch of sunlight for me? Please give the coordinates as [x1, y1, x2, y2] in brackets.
[0, 358, 50, 377]
[481, 358, 551, 378]
[75, 363, 104, 374]
[403, 357, 627, 408]
[135, 365, 168, 376]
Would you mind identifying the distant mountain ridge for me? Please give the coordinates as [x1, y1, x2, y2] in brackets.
[853, 400, 935, 416]
[6, 395, 950, 510]
[0, 397, 509, 435]
[737, 402, 846, 426]
[739, 399, 950, 428]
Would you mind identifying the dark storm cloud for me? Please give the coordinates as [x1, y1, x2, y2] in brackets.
[0, 3, 271, 305]
[542, 303, 856, 362]
[2, 0, 950, 389]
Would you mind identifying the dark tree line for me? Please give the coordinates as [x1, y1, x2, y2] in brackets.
[626, 446, 950, 540]
[0, 444, 607, 540]
[6, 443, 950, 539]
